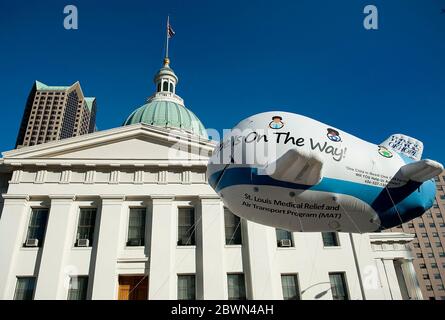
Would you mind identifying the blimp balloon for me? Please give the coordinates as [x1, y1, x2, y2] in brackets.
[207, 111, 443, 233]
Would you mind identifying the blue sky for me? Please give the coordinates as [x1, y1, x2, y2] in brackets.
[0, 0, 444, 163]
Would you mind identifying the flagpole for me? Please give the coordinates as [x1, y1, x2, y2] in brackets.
[165, 15, 170, 59]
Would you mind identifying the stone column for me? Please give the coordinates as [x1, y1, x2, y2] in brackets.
[148, 195, 176, 300]
[382, 258, 403, 300]
[244, 221, 281, 299]
[375, 258, 392, 300]
[91, 195, 124, 299]
[196, 195, 226, 299]
[34, 195, 75, 300]
[0, 195, 29, 299]
[400, 258, 423, 300]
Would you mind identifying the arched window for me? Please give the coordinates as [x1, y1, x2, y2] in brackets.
[163, 81, 169, 92]
[169, 83, 174, 93]
[157, 83, 161, 92]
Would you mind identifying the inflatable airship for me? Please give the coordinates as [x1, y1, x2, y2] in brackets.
[207, 112, 443, 233]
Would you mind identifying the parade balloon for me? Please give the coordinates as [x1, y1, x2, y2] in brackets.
[207, 112, 443, 233]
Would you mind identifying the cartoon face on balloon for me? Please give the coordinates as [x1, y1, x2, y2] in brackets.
[269, 116, 284, 129]
[327, 128, 341, 142]
[378, 146, 393, 158]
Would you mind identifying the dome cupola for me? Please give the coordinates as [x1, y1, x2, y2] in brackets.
[123, 58, 207, 138]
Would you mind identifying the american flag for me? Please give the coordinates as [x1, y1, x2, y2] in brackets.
[167, 23, 175, 38]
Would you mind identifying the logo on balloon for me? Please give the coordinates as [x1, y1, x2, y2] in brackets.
[327, 128, 341, 142]
[269, 116, 284, 129]
[378, 146, 393, 158]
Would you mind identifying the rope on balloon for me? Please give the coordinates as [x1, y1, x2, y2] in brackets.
[384, 186, 404, 225]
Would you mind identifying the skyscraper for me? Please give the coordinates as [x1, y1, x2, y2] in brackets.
[389, 171, 445, 300]
[15, 81, 97, 148]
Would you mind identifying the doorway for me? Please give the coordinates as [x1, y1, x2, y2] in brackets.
[118, 275, 148, 300]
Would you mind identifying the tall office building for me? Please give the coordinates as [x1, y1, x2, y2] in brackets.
[390, 172, 445, 300]
[15, 81, 97, 148]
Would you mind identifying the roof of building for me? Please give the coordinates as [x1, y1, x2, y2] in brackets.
[35, 80, 70, 91]
[84, 97, 96, 112]
[122, 100, 207, 138]
[122, 58, 207, 138]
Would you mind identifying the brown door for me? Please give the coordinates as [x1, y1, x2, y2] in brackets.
[118, 275, 148, 300]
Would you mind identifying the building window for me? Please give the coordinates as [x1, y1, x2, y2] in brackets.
[75, 208, 97, 247]
[281, 275, 300, 300]
[127, 208, 146, 246]
[419, 263, 426, 269]
[428, 252, 435, 258]
[436, 242, 442, 248]
[329, 272, 349, 300]
[422, 233, 428, 238]
[408, 223, 414, 228]
[322, 232, 339, 247]
[416, 253, 423, 258]
[419, 223, 425, 228]
[163, 81, 168, 92]
[413, 243, 420, 248]
[431, 263, 438, 268]
[169, 83, 174, 93]
[227, 274, 246, 300]
[276, 229, 293, 247]
[224, 209, 242, 245]
[177, 275, 195, 300]
[426, 285, 433, 291]
[157, 83, 161, 92]
[178, 207, 195, 246]
[423, 274, 429, 280]
[67, 276, 88, 300]
[425, 243, 432, 248]
[438, 285, 445, 291]
[434, 274, 442, 280]
[439, 252, 445, 258]
[430, 223, 436, 228]
[14, 277, 36, 300]
[25, 208, 49, 247]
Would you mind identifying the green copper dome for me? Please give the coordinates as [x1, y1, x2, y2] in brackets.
[123, 100, 207, 138]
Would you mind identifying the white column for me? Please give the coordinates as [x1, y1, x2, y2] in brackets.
[244, 221, 281, 299]
[382, 259, 403, 300]
[400, 258, 423, 300]
[91, 195, 124, 300]
[34, 195, 75, 300]
[375, 258, 392, 300]
[0, 195, 29, 299]
[196, 195, 226, 299]
[148, 195, 176, 300]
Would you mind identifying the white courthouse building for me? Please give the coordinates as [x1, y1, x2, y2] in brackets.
[0, 58, 423, 300]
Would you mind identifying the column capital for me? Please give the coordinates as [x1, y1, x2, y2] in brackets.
[48, 195, 76, 201]
[151, 195, 175, 204]
[1, 194, 29, 201]
[399, 257, 415, 262]
[99, 195, 125, 201]
[2, 193, 30, 204]
[100, 195, 125, 206]
[199, 194, 221, 203]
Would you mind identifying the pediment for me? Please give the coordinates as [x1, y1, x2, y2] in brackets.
[1, 124, 215, 166]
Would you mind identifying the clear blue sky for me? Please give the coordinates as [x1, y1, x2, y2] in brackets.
[0, 0, 444, 162]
